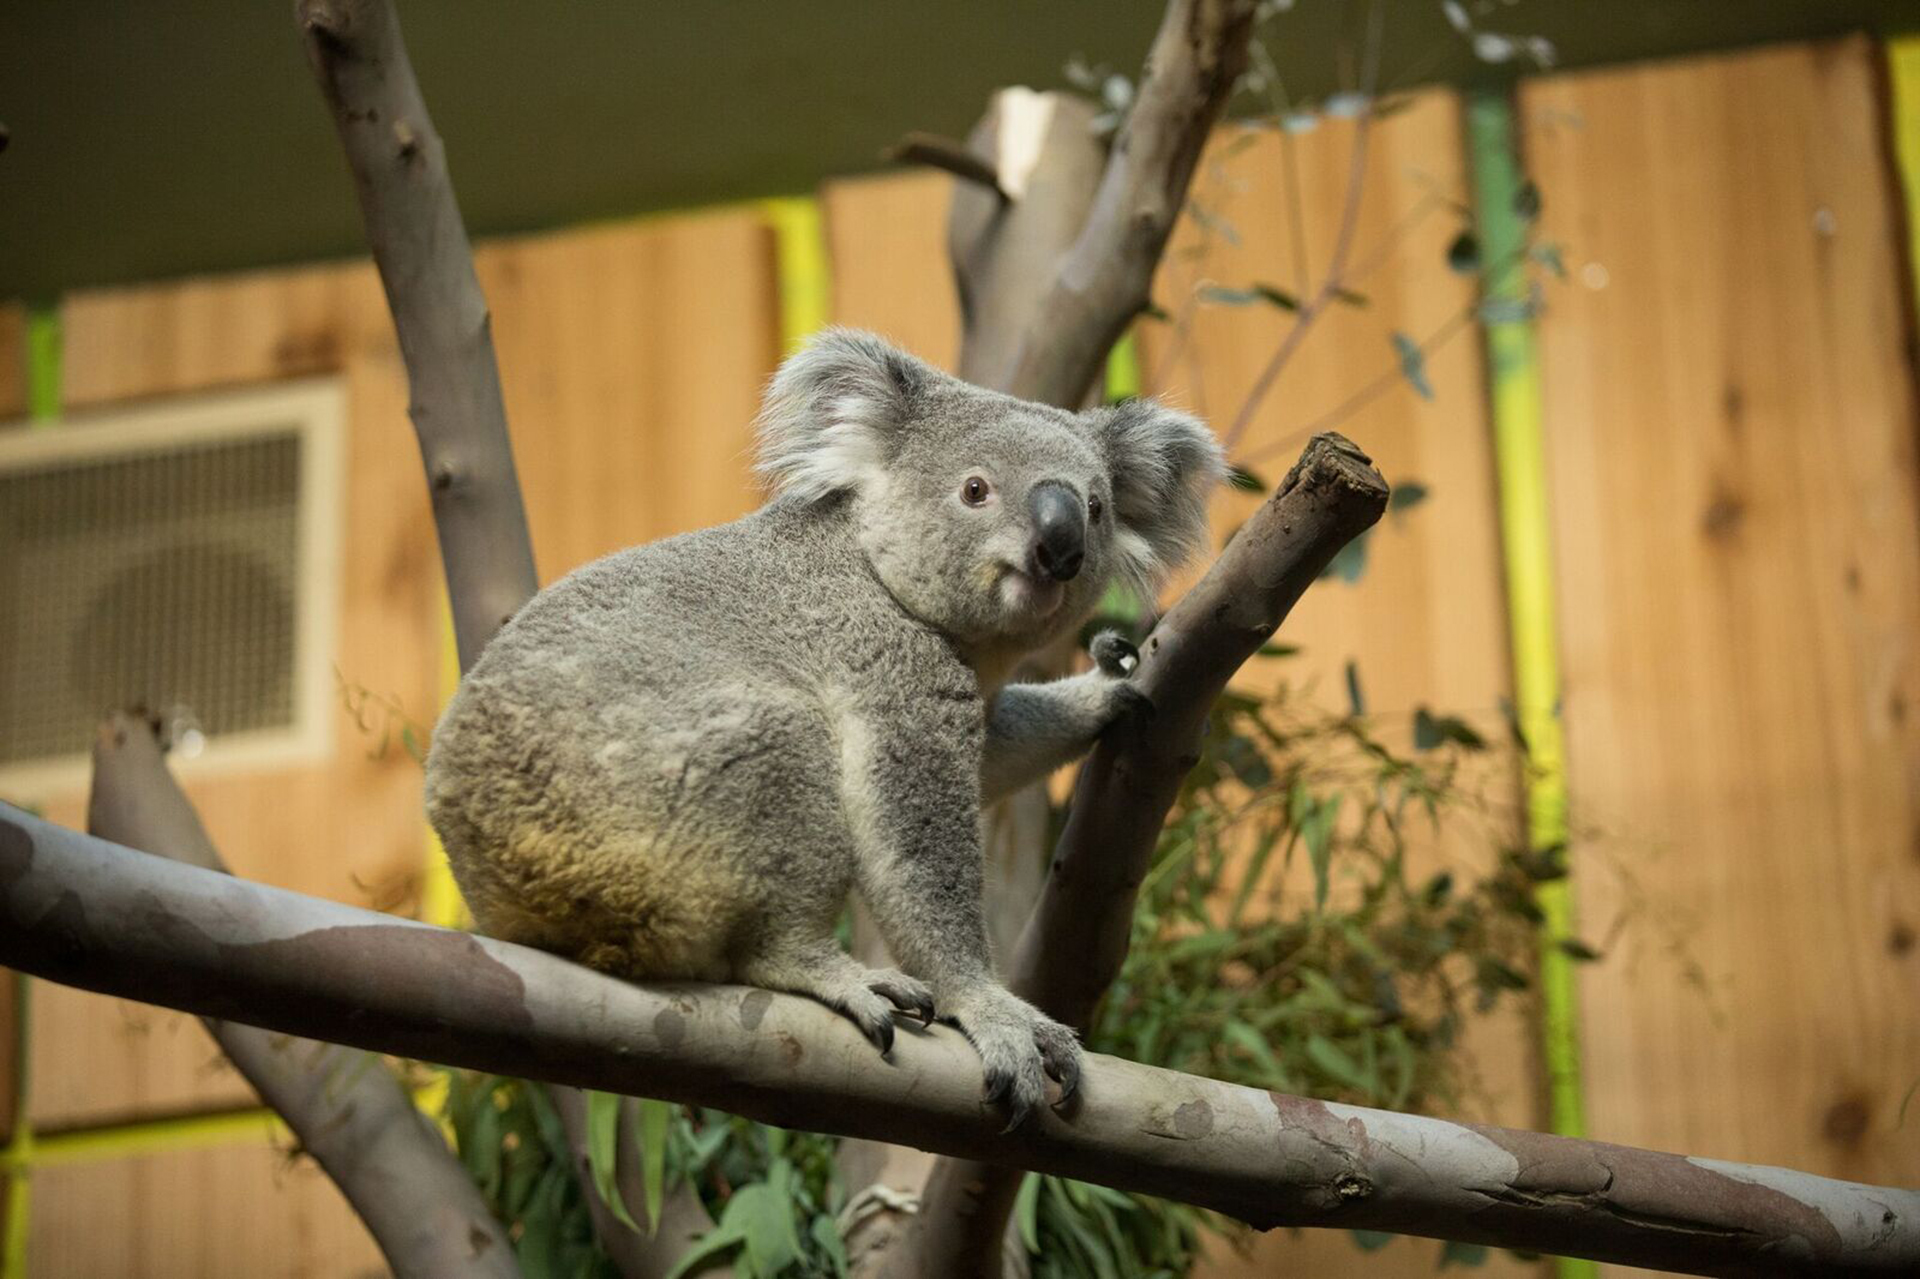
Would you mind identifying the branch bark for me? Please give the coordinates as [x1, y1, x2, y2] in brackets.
[295, 0, 538, 671]
[84, 712, 517, 1279]
[2, 809, 1913, 1279]
[996, 0, 1259, 405]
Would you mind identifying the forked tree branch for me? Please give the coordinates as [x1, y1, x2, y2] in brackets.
[1, 809, 1914, 1279]
[997, 0, 1259, 405]
[85, 713, 518, 1279]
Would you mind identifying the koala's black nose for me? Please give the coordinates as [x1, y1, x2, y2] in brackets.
[1028, 483, 1085, 582]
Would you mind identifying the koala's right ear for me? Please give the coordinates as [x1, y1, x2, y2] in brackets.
[755, 329, 931, 502]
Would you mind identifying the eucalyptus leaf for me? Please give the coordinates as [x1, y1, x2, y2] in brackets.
[585, 1090, 643, 1234]
[1392, 331, 1435, 400]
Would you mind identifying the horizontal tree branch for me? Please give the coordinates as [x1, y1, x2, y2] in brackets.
[84, 713, 518, 1279]
[2, 809, 1913, 1279]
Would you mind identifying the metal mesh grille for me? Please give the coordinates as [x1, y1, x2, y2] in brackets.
[0, 430, 302, 765]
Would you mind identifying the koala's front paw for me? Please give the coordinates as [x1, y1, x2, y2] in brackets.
[949, 985, 1083, 1130]
[1090, 629, 1140, 678]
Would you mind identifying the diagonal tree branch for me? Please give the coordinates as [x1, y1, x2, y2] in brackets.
[996, 0, 1259, 406]
[296, 0, 538, 672]
[2, 807, 1914, 1279]
[85, 712, 517, 1279]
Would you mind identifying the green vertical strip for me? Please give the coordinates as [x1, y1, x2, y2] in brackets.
[761, 197, 832, 349]
[1104, 331, 1142, 402]
[1890, 40, 1920, 310]
[1468, 90, 1594, 1279]
[25, 303, 60, 424]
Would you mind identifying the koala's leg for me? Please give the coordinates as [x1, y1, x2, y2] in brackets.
[735, 938, 935, 1057]
[980, 631, 1148, 804]
[840, 697, 1083, 1127]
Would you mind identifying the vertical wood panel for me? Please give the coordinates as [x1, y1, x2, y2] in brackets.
[30, 1142, 386, 1279]
[1522, 40, 1920, 1277]
[822, 171, 962, 371]
[0, 302, 25, 420]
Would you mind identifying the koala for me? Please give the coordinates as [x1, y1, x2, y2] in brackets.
[425, 329, 1223, 1125]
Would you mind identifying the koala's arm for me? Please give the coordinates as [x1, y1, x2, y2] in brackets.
[980, 632, 1146, 804]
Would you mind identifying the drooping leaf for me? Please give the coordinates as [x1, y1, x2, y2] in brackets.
[1256, 642, 1300, 659]
[1320, 530, 1370, 583]
[1227, 463, 1269, 493]
[1513, 178, 1542, 221]
[1413, 708, 1487, 752]
[1345, 660, 1366, 718]
[1441, 1239, 1491, 1268]
[1015, 1172, 1043, 1253]
[1332, 286, 1370, 308]
[1388, 481, 1429, 516]
[811, 1215, 851, 1279]
[1558, 938, 1603, 962]
[1353, 1229, 1397, 1252]
[585, 1090, 643, 1234]
[1305, 1033, 1372, 1093]
[1530, 241, 1567, 278]
[1199, 282, 1300, 311]
[638, 1098, 672, 1233]
[1392, 332, 1435, 400]
[1446, 230, 1480, 273]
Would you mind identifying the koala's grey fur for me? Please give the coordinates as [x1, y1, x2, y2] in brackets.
[425, 329, 1223, 1125]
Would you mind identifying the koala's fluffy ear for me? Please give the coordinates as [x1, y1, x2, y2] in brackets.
[755, 328, 933, 502]
[1092, 399, 1227, 593]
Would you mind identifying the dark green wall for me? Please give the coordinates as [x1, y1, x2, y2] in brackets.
[2, 0, 1915, 296]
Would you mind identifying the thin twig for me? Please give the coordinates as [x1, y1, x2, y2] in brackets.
[884, 132, 1008, 200]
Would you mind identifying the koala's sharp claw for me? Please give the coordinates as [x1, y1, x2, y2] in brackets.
[1091, 629, 1140, 678]
[912, 993, 937, 1025]
[983, 1066, 1014, 1109]
[861, 1012, 895, 1058]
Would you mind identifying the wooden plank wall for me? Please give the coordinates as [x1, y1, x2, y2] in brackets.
[14, 209, 782, 1275]
[1522, 36, 1920, 1277]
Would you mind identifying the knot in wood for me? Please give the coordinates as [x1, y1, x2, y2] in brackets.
[1332, 1172, 1373, 1202]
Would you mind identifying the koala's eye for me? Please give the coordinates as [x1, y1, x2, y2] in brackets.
[961, 476, 992, 507]
[1088, 493, 1104, 521]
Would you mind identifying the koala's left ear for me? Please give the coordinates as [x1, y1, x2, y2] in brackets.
[755, 328, 934, 503]
[1090, 398, 1227, 592]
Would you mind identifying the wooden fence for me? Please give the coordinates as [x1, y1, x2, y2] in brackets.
[0, 34, 1915, 1279]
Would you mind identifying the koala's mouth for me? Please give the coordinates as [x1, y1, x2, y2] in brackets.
[997, 567, 1066, 620]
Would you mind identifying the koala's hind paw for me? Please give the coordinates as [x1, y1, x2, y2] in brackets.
[867, 969, 936, 1025]
[1090, 629, 1140, 677]
[951, 987, 1084, 1130]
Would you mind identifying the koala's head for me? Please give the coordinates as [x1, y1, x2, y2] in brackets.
[756, 330, 1225, 652]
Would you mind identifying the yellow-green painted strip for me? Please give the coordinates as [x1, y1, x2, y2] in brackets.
[1104, 332, 1142, 403]
[24, 304, 59, 425]
[762, 197, 832, 349]
[1468, 90, 1593, 1279]
[1892, 40, 1920, 309]
[420, 599, 469, 932]
[0, 1108, 287, 1174]
[2, 974, 34, 1279]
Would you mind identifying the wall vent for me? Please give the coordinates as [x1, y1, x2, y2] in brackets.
[0, 380, 345, 793]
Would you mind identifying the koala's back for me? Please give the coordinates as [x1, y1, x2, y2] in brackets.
[425, 498, 909, 978]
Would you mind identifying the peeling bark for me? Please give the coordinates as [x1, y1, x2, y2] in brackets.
[85, 713, 518, 1279]
[2, 808, 1913, 1279]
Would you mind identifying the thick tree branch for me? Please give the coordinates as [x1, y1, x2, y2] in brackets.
[84, 712, 517, 1279]
[997, 0, 1259, 404]
[1, 810, 1913, 1279]
[296, 0, 538, 670]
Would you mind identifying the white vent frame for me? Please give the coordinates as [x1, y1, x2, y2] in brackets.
[0, 378, 346, 796]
